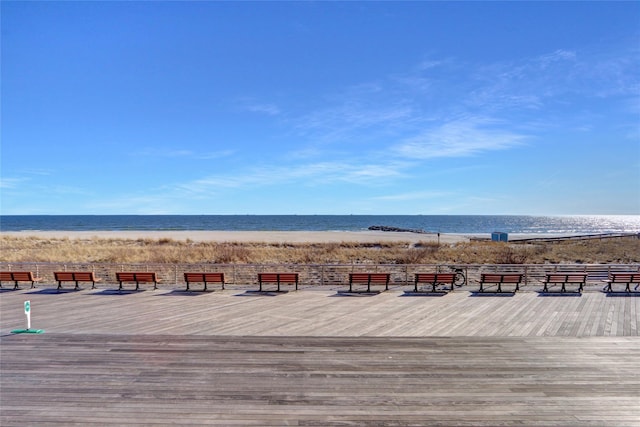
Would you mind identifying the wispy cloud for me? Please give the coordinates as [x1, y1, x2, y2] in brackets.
[288, 42, 637, 165]
[245, 103, 281, 116]
[293, 100, 414, 145]
[135, 147, 234, 159]
[467, 45, 639, 112]
[372, 190, 452, 202]
[0, 177, 26, 189]
[235, 97, 282, 116]
[172, 159, 407, 196]
[394, 116, 527, 159]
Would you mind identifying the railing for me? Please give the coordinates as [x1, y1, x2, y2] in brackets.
[2, 262, 638, 292]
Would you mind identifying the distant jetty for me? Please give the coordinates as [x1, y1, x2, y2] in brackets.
[368, 225, 430, 234]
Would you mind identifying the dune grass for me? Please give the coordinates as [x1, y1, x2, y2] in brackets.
[1, 235, 639, 265]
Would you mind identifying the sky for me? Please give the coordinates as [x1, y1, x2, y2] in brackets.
[1, 1, 639, 215]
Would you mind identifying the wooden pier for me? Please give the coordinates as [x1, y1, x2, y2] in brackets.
[1, 288, 639, 425]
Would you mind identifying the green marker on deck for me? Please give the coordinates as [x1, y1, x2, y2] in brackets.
[11, 301, 44, 334]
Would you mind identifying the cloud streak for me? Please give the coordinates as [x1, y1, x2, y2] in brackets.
[394, 117, 528, 160]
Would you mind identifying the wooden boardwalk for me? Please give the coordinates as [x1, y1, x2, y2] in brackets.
[1, 288, 639, 425]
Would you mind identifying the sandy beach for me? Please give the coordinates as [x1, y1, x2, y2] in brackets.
[0, 230, 471, 243]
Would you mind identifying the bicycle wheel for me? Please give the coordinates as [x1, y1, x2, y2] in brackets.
[453, 269, 466, 287]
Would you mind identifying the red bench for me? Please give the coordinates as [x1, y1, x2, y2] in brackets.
[258, 273, 298, 292]
[116, 272, 160, 291]
[479, 273, 523, 293]
[543, 273, 587, 293]
[54, 271, 102, 290]
[0, 271, 42, 289]
[349, 273, 390, 292]
[604, 273, 640, 293]
[414, 273, 456, 293]
[184, 272, 225, 291]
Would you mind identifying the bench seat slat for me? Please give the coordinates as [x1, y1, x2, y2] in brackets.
[414, 273, 456, 292]
[0, 271, 43, 289]
[116, 272, 159, 291]
[605, 273, 640, 293]
[54, 271, 101, 289]
[184, 273, 225, 291]
[543, 273, 587, 293]
[479, 273, 523, 293]
[258, 273, 299, 292]
[348, 273, 390, 292]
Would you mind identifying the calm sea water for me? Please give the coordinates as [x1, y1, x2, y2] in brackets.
[1, 215, 639, 235]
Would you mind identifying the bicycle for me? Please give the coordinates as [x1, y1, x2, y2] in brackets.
[451, 267, 466, 287]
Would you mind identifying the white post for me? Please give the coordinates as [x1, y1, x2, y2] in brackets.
[24, 301, 31, 330]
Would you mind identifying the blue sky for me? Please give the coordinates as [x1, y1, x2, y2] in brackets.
[2, 1, 639, 215]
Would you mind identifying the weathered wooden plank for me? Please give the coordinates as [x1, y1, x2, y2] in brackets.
[2, 288, 639, 337]
[1, 335, 639, 426]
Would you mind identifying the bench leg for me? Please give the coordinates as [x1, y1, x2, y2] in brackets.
[15, 281, 20, 290]
[57, 281, 62, 290]
[75, 281, 80, 290]
[543, 283, 549, 292]
[119, 282, 123, 291]
[186, 282, 190, 291]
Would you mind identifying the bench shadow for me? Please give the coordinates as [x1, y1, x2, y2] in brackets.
[236, 290, 290, 297]
[468, 291, 516, 297]
[157, 290, 211, 296]
[0, 288, 20, 293]
[605, 292, 640, 297]
[25, 288, 82, 295]
[537, 292, 582, 297]
[332, 291, 382, 297]
[401, 291, 448, 297]
[91, 289, 146, 295]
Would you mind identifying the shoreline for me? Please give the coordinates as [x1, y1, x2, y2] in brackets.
[0, 230, 470, 243]
[0, 230, 601, 244]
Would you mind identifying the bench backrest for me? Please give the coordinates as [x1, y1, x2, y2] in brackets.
[610, 273, 640, 283]
[116, 272, 157, 282]
[0, 271, 36, 281]
[481, 273, 523, 283]
[415, 273, 456, 283]
[350, 273, 390, 283]
[54, 271, 97, 282]
[545, 273, 587, 283]
[0, 272, 15, 281]
[184, 272, 224, 283]
[259, 273, 298, 282]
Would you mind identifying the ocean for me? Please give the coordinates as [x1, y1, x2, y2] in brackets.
[1, 215, 639, 235]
